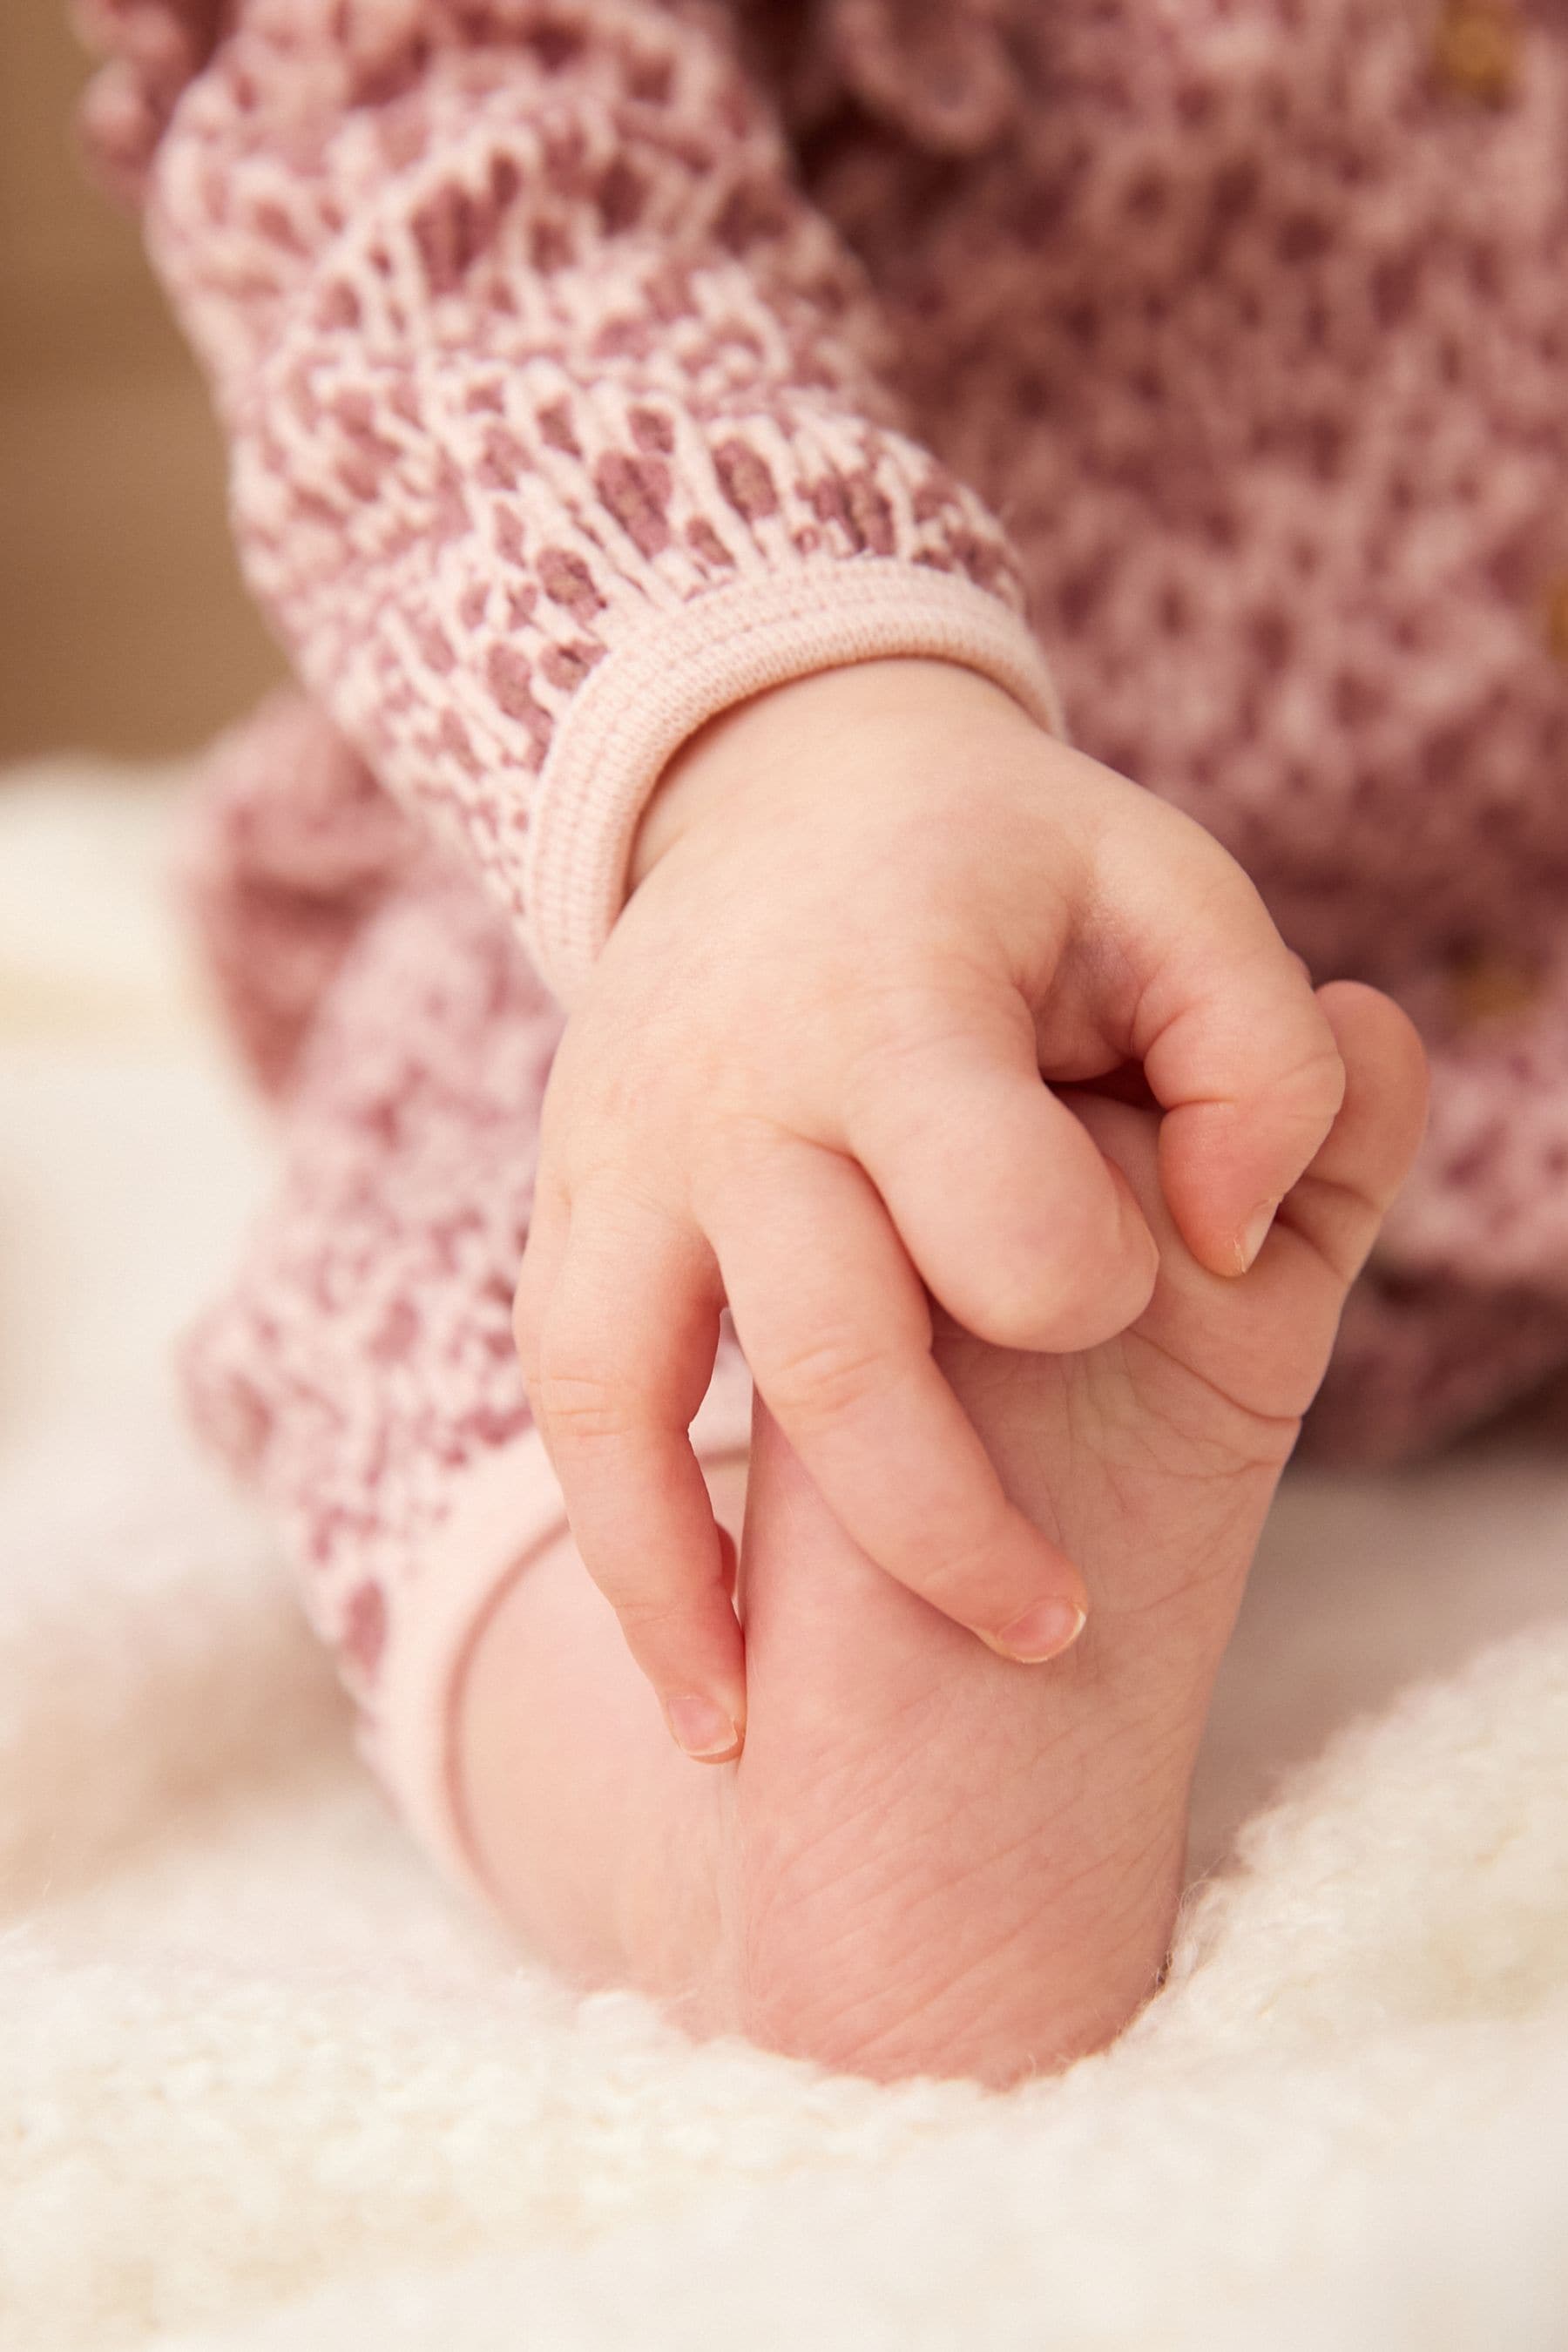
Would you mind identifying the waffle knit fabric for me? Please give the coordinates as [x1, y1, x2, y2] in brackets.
[70, 0, 1568, 1863]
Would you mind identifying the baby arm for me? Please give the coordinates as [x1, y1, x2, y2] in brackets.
[85, 0, 1057, 995]
[514, 653, 1350, 1760]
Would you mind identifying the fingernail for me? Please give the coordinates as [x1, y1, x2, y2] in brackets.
[1237, 1199, 1281, 1274]
[983, 1598, 1087, 1666]
[665, 1693, 742, 1761]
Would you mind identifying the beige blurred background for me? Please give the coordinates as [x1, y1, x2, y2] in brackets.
[0, 3, 284, 763]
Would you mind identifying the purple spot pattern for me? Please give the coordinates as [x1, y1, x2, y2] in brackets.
[181, 776, 746, 1718]
[70, 0, 1568, 1536]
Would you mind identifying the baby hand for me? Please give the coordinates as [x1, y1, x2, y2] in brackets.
[512, 658, 1346, 1758]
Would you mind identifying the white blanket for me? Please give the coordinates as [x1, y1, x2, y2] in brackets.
[3, 767, 1566, 2350]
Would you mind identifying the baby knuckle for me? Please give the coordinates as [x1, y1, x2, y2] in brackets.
[898, 1497, 1010, 1600]
[763, 1328, 901, 1425]
[692, 1108, 797, 1205]
[1273, 1036, 1348, 1130]
[534, 1362, 640, 1446]
[595, 1583, 690, 1636]
[847, 985, 971, 1092]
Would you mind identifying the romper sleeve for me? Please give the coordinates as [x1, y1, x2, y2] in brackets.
[74, 0, 1064, 1000]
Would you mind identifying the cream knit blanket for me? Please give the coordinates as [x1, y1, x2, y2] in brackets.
[3, 767, 1567, 2351]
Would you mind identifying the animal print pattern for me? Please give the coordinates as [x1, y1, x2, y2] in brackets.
[64, 3, 1568, 1758]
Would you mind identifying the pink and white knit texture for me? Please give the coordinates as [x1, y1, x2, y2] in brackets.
[180, 750, 749, 1819]
[67, 1, 1568, 1739]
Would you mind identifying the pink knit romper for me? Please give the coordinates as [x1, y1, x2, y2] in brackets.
[76, 0, 1568, 1887]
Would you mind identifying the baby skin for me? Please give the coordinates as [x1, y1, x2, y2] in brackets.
[457, 659, 1428, 2085]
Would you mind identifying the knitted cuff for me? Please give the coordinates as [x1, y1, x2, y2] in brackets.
[521, 560, 1067, 1004]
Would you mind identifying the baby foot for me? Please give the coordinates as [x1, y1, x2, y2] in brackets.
[455, 983, 1426, 2084]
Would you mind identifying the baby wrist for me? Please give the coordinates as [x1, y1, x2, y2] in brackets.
[627, 655, 1038, 892]
[627, 660, 875, 889]
[522, 565, 1063, 997]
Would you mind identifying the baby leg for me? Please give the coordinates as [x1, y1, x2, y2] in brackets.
[185, 858, 746, 1886]
[179, 689, 420, 1097]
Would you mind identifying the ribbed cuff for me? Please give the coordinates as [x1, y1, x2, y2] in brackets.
[522, 560, 1067, 1004]
[368, 1348, 755, 1903]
